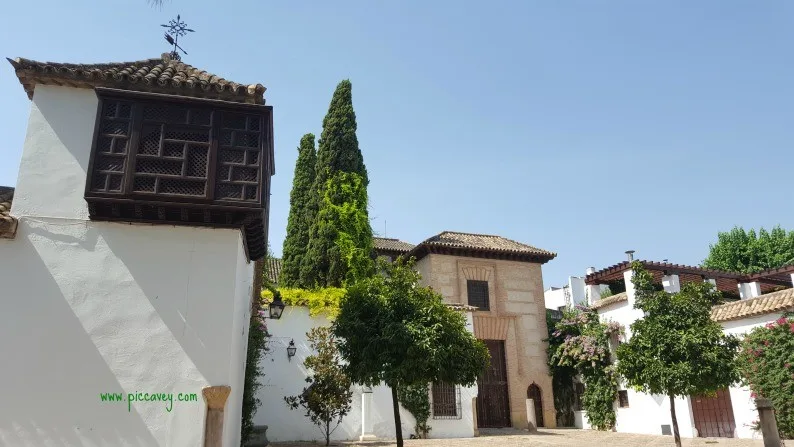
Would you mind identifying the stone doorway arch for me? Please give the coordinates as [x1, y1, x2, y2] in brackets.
[527, 382, 544, 428]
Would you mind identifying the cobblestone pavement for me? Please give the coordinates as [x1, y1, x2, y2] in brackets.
[271, 428, 776, 447]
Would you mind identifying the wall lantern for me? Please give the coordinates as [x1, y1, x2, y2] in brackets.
[268, 291, 285, 320]
[286, 339, 297, 361]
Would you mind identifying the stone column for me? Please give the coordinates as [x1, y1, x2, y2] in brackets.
[472, 397, 479, 437]
[755, 398, 782, 447]
[525, 399, 537, 432]
[359, 388, 377, 441]
[203, 385, 231, 447]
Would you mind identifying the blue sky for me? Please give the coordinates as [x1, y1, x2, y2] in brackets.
[1, 1, 792, 287]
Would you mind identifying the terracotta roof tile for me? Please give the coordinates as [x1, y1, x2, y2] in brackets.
[373, 237, 415, 253]
[590, 292, 628, 310]
[7, 54, 266, 104]
[407, 231, 556, 264]
[0, 186, 17, 239]
[711, 288, 794, 322]
[265, 258, 282, 285]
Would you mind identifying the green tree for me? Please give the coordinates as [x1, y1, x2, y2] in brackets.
[333, 258, 490, 447]
[548, 307, 620, 430]
[616, 262, 740, 447]
[302, 80, 371, 287]
[702, 226, 794, 274]
[736, 314, 794, 439]
[302, 171, 373, 287]
[284, 326, 353, 446]
[281, 134, 317, 287]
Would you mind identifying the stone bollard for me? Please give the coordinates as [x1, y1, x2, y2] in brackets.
[526, 399, 537, 432]
[755, 398, 782, 447]
[203, 386, 231, 447]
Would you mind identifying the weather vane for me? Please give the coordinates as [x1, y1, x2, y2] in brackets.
[161, 14, 194, 61]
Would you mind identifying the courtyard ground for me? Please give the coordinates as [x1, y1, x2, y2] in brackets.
[271, 428, 777, 447]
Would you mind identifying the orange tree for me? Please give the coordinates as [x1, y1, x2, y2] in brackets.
[333, 258, 489, 447]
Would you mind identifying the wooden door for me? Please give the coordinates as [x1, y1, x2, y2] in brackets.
[476, 340, 511, 428]
[527, 383, 544, 427]
[691, 388, 736, 438]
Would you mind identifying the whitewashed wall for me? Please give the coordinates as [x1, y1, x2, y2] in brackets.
[255, 306, 477, 442]
[591, 300, 698, 438]
[0, 85, 252, 446]
[721, 313, 784, 440]
[590, 281, 784, 440]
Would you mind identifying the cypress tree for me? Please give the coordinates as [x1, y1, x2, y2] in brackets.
[301, 80, 372, 287]
[280, 134, 317, 288]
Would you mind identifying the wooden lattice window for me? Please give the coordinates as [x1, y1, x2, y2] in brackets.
[431, 382, 461, 419]
[85, 89, 272, 228]
[467, 280, 490, 311]
[84, 89, 273, 261]
[618, 390, 630, 408]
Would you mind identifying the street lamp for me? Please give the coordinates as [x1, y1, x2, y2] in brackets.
[268, 290, 285, 320]
[286, 339, 297, 361]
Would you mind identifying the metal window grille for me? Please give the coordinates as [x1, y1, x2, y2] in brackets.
[618, 390, 630, 408]
[431, 382, 461, 419]
[466, 280, 490, 311]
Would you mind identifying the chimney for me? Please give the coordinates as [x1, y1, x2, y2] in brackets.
[625, 250, 635, 262]
[586, 267, 595, 276]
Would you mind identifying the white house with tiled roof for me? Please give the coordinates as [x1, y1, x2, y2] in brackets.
[0, 54, 274, 447]
[567, 253, 794, 440]
[259, 230, 558, 442]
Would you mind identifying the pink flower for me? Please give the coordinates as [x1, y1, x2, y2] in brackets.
[776, 317, 787, 325]
[763, 340, 770, 346]
[751, 392, 757, 398]
[766, 323, 775, 329]
[785, 363, 791, 369]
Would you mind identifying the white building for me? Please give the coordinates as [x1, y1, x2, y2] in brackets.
[577, 253, 794, 440]
[256, 306, 479, 443]
[0, 54, 275, 446]
[257, 232, 558, 442]
[544, 276, 587, 311]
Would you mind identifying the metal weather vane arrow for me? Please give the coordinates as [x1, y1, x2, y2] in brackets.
[161, 14, 194, 61]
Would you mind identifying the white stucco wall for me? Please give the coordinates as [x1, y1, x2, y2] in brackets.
[720, 313, 785, 440]
[255, 306, 478, 442]
[592, 286, 784, 440]
[595, 300, 697, 438]
[544, 287, 566, 310]
[0, 85, 252, 446]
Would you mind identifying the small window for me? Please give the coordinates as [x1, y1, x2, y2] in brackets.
[467, 280, 490, 310]
[431, 382, 461, 419]
[618, 390, 629, 408]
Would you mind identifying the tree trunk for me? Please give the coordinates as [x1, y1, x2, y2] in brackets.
[669, 394, 681, 447]
[325, 419, 330, 446]
[390, 384, 404, 447]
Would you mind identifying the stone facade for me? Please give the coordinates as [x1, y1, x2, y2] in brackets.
[416, 253, 555, 429]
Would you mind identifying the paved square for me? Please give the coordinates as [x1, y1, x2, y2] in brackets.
[271, 428, 775, 446]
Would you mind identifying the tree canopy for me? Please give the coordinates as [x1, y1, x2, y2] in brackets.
[301, 80, 372, 287]
[281, 133, 317, 287]
[616, 262, 740, 447]
[333, 258, 489, 447]
[702, 226, 794, 274]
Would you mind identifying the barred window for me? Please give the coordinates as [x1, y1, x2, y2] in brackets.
[618, 390, 630, 408]
[467, 280, 490, 311]
[431, 382, 461, 419]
